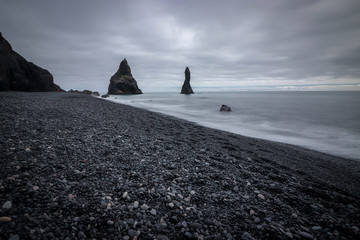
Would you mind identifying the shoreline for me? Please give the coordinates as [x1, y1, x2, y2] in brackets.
[104, 91, 360, 162]
[1, 92, 359, 239]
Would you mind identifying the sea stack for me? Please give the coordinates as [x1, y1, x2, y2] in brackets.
[181, 67, 194, 94]
[0, 32, 62, 92]
[108, 58, 142, 95]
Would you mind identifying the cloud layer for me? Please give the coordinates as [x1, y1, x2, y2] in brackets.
[1, 0, 359, 92]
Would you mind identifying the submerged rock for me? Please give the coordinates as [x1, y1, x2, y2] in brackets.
[181, 67, 194, 94]
[0, 32, 62, 92]
[220, 105, 231, 112]
[101, 94, 110, 98]
[92, 91, 100, 96]
[108, 58, 142, 95]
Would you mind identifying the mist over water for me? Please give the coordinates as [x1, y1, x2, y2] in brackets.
[106, 91, 360, 160]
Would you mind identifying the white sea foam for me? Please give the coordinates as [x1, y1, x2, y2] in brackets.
[104, 91, 360, 160]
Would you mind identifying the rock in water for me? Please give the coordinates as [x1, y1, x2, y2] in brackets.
[220, 105, 231, 112]
[181, 67, 194, 94]
[108, 58, 142, 94]
[0, 32, 62, 92]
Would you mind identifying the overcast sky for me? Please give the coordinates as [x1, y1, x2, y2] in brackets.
[1, 0, 360, 92]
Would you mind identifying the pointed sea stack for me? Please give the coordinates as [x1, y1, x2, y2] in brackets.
[108, 58, 142, 94]
[181, 67, 194, 94]
[0, 32, 62, 92]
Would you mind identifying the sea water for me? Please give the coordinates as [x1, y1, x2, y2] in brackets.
[105, 91, 360, 160]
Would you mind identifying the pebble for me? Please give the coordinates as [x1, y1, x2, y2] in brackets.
[285, 232, 293, 239]
[122, 191, 128, 198]
[68, 194, 75, 200]
[190, 190, 196, 195]
[133, 201, 139, 208]
[33, 186, 39, 191]
[73, 217, 80, 222]
[0, 216, 11, 222]
[150, 209, 157, 215]
[156, 235, 170, 240]
[2, 201, 12, 209]
[168, 202, 174, 208]
[312, 226, 321, 231]
[257, 194, 265, 200]
[77, 231, 86, 239]
[298, 231, 313, 239]
[141, 204, 149, 210]
[107, 220, 114, 225]
[9, 235, 20, 240]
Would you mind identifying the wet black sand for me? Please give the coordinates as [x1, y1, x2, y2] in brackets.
[1, 92, 359, 239]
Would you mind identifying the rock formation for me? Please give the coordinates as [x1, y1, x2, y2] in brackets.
[220, 105, 231, 112]
[108, 58, 142, 94]
[181, 67, 194, 94]
[0, 32, 62, 92]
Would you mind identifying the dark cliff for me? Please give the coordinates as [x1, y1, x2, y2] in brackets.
[0, 33, 62, 92]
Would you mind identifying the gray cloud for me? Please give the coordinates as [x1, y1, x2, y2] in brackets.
[1, 0, 359, 92]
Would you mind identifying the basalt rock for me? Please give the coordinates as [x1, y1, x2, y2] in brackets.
[108, 58, 142, 94]
[181, 67, 194, 94]
[220, 105, 231, 112]
[0, 32, 62, 92]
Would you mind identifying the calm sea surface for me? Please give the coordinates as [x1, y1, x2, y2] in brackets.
[105, 91, 360, 160]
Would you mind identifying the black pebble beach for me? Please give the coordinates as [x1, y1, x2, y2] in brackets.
[1, 92, 359, 239]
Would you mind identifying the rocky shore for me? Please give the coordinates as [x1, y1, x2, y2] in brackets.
[1, 92, 359, 240]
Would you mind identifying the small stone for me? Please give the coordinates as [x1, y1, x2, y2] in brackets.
[77, 231, 86, 239]
[141, 204, 149, 210]
[168, 203, 174, 208]
[285, 232, 293, 239]
[33, 186, 39, 191]
[73, 217, 80, 222]
[242, 232, 253, 240]
[190, 190, 195, 195]
[185, 232, 192, 238]
[156, 235, 170, 240]
[298, 231, 313, 239]
[9, 235, 20, 240]
[133, 201, 139, 209]
[25, 147, 31, 151]
[254, 217, 260, 223]
[107, 220, 114, 225]
[0, 216, 11, 222]
[68, 194, 75, 201]
[89, 217, 95, 221]
[292, 213, 298, 218]
[150, 209, 157, 215]
[257, 194, 265, 200]
[2, 201, 12, 209]
[249, 210, 255, 215]
[312, 226, 321, 231]
[122, 191, 128, 198]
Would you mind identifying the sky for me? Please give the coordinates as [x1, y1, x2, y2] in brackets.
[1, 0, 360, 92]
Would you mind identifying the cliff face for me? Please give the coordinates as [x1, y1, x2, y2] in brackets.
[181, 67, 194, 94]
[0, 33, 62, 92]
[108, 59, 142, 95]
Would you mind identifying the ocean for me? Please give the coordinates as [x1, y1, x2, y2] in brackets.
[104, 91, 360, 160]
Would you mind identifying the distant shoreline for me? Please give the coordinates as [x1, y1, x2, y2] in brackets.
[1, 92, 359, 239]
